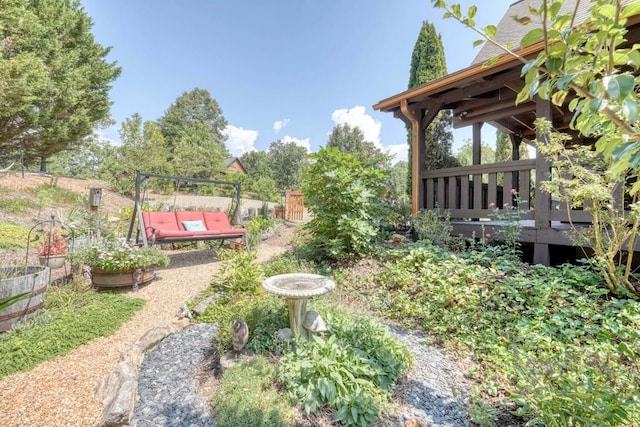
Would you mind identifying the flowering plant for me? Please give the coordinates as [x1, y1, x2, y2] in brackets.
[83, 239, 169, 272]
[37, 231, 68, 256]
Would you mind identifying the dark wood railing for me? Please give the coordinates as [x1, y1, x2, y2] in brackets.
[422, 159, 594, 223]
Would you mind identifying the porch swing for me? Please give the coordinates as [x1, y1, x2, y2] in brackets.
[126, 171, 250, 251]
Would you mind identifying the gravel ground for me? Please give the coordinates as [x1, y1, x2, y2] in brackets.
[132, 322, 474, 427]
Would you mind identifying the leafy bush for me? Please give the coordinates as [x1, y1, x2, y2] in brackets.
[246, 216, 275, 248]
[212, 250, 263, 295]
[301, 147, 391, 261]
[412, 209, 465, 251]
[278, 313, 412, 426]
[262, 251, 316, 277]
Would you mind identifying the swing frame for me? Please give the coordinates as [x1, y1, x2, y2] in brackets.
[126, 171, 249, 251]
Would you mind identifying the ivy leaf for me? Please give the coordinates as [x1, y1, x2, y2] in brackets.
[521, 28, 544, 48]
[473, 39, 486, 48]
[603, 74, 635, 100]
[611, 141, 637, 161]
[484, 25, 497, 38]
[551, 90, 568, 106]
[622, 99, 639, 122]
[556, 73, 576, 90]
[622, 1, 640, 18]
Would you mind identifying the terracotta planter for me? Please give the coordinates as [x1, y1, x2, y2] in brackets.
[0, 266, 49, 332]
[275, 208, 284, 219]
[90, 267, 156, 289]
[38, 254, 66, 269]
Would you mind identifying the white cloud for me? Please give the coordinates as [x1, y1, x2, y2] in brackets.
[331, 105, 408, 163]
[384, 143, 408, 164]
[331, 105, 382, 147]
[273, 118, 290, 133]
[281, 135, 311, 152]
[222, 125, 259, 157]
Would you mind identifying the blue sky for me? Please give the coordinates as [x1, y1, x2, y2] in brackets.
[81, 0, 516, 162]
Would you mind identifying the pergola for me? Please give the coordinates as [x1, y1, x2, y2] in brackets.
[373, 0, 640, 264]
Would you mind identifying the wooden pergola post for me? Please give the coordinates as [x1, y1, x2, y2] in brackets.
[534, 97, 552, 265]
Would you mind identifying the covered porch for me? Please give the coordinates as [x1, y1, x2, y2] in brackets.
[373, 3, 640, 265]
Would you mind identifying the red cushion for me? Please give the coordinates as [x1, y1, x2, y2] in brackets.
[203, 212, 233, 230]
[174, 212, 206, 230]
[155, 229, 221, 238]
[143, 212, 180, 239]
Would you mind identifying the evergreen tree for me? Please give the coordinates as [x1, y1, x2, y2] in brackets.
[495, 129, 530, 163]
[0, 0, 121, 170]
[407, 21, 457, 193]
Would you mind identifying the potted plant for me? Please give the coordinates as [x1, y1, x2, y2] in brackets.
[37, 230, 68, 269]
[78, 239, 170, 289]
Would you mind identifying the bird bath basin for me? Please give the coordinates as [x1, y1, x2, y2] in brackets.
[262, 273, 335, 337]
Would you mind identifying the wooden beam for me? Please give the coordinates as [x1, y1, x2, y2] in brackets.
[401, 99, 423, 215]
[454, 103, 535, 128]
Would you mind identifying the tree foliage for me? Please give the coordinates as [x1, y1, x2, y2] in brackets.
[47, 136, 113, 179]
[407, 21, 458, 194]
[301, 147, 390, 261]
[495, 129, 530, 163]
[0, 0, 121, 169]
[454, 140, 495, 166]
[326, 123, 391, 168]
[159, 88, 229, 178]
[102, 113, 172, 195]
[267, 140, 307, 191]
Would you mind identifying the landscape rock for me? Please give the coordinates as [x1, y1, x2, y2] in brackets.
[96, 326, 174, 427]
[192, 295, 217, 316]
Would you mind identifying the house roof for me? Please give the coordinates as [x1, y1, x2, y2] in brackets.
[373, 1, 639, 140]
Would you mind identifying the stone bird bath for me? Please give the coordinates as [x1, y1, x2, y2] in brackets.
[262, 273, 335, 339]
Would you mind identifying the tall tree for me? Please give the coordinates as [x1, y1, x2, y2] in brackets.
[159, 88, 229, 178]
[47, 136, 112, 178]
[455, 140, 495, 166]
[102, 113, 172, 195]
[407, 21, 457, 192]
[495, 129, 530, 163]
[240, 150, 272, 179]
[267, 140, 307, 191]
[326, 123, 391, 168]
[0, 0, 121, 170]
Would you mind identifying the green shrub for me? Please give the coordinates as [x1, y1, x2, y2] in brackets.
[301, 147, 391, 261]
[262, 251, 316, 277]
[371, 243, 640, 424]
[212, 250, 263, 295]
[278, 312, 412, 426]
[246, 216, 275, 248]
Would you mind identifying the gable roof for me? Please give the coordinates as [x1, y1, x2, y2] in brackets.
[472, 0, 632, 65]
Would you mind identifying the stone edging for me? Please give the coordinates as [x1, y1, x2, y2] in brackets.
[94, 325, 177, 427]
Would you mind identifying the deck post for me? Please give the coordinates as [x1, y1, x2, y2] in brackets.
[534, 98, 552, 265]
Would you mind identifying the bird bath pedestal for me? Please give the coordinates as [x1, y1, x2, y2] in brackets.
[262, 273, 335, 338]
